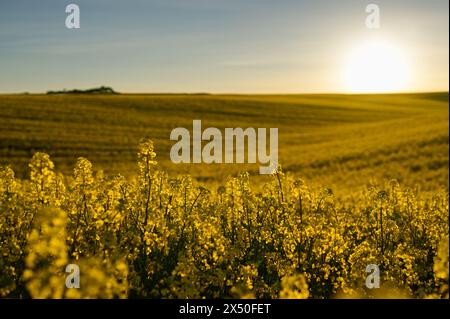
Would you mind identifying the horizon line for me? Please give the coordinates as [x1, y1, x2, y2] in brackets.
[0, 90, 449, 96]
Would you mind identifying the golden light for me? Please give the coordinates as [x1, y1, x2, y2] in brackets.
[343, 39, 410, 93]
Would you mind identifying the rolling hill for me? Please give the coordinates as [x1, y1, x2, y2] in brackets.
[0, 92, 448, 192]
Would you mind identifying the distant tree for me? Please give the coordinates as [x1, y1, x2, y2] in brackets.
[46, 86, 118, 95]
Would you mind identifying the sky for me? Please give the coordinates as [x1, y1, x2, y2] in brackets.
[0, 0, 448, 93]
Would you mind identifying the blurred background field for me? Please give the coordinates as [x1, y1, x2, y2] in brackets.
[0, 92, 448, 193]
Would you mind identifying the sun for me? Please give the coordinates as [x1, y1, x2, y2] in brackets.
[343, 39, 410, 93]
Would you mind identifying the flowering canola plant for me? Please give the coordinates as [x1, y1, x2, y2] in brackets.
[0, 138, 448, 299]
